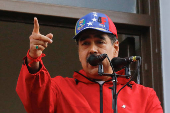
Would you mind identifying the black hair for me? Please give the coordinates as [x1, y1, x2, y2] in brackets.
[107, 33, 118, 45]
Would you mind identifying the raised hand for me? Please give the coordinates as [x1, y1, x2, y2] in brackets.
[29, 17, 53, 58]
[27, 17, 53, 71]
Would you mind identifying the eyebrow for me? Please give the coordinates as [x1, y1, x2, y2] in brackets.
[79, 35, 90, 42]
[95, 35, 106, 40]
[79, 34, 106, 42]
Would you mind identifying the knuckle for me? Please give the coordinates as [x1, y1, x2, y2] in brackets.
[29, 35, 34, 39]
[30, 39, 33, 43]
[43, 44, 47, 48]
[44, 42, 48, 47]
[30, 45, 34, 50]
[39, 35, 42, 40]
[40, 46, 45, 51]
[30, 39, 36, 44]
[30, 35, 36, 40]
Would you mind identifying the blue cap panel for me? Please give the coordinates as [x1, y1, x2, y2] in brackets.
[75, 12, 110, 35]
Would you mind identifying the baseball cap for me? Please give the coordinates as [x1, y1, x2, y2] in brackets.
[73, 12, 118, 39]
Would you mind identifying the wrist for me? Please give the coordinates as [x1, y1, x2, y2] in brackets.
[26, 49, 45, 67]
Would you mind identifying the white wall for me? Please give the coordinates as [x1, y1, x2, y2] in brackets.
[159, 0, 170, 113]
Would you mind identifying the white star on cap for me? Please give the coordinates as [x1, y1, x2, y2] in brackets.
[92, 18, 97, 22]
[93, 12, 97, 17]
[87, 21, 93, 26]
[122, 105, 126, 109]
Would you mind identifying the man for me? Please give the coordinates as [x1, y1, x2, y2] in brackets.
[16, 12, 163, 113]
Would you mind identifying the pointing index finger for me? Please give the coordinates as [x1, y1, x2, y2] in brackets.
[33, 17, 39, 34]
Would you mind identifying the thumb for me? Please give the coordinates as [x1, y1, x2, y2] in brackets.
[46, 33, 53, 39]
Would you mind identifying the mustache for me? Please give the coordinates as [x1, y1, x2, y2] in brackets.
[86, 54, 107, 66]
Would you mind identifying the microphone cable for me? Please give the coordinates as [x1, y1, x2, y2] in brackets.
[116, 59, 141, 96]
[105, 55, 141, 96]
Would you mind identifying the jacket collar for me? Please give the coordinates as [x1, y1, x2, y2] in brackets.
[73, 69, 135, 85]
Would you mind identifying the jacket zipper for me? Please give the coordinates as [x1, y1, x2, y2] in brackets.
[99, 84, 103, 113]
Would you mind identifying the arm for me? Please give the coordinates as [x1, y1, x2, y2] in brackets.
[145, 89, 163, 113]
[16, 18, 56, 113]
[16, 59, 57, 113]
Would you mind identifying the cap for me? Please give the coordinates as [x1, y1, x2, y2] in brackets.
[73, 12, 118, 39]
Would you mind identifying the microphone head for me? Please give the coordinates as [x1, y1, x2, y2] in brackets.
[111, 56, 141, 69]
[87, 54, 107, 66]
[111, 57, 127, 69]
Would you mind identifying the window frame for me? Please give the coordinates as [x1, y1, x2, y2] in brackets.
[0, 0, 163, 109]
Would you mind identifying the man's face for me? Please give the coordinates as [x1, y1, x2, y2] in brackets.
[78, 29, 119, 81]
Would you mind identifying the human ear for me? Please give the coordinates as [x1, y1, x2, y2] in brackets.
[113, 40, 119, 57]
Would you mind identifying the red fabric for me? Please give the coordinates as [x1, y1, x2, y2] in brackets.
[106, 15, 118, 38]
[25, 49, 46, 67]
[16, 59, 163, 113]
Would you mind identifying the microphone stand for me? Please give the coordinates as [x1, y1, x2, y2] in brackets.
[98, 64, 131, 113]
[97, 55, 141, 113]
[112, 73, 117, 113]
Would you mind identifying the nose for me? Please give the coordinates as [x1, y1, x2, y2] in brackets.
[89, 43, 98, 54]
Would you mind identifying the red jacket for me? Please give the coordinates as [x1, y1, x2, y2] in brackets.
[16, 59, 163, 113]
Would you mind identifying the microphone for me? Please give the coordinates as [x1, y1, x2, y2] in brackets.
[111, 56, 141, 69]
[87, 54, 107, 66]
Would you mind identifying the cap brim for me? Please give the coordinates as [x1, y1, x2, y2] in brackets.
[73, 27, 112, 39]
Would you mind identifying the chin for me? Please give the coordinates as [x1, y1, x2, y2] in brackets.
[88, 68, 98, 75]
[82, 63, 111, 80]
[84, 66, 97, 75]
[85, 69, 101, 78]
